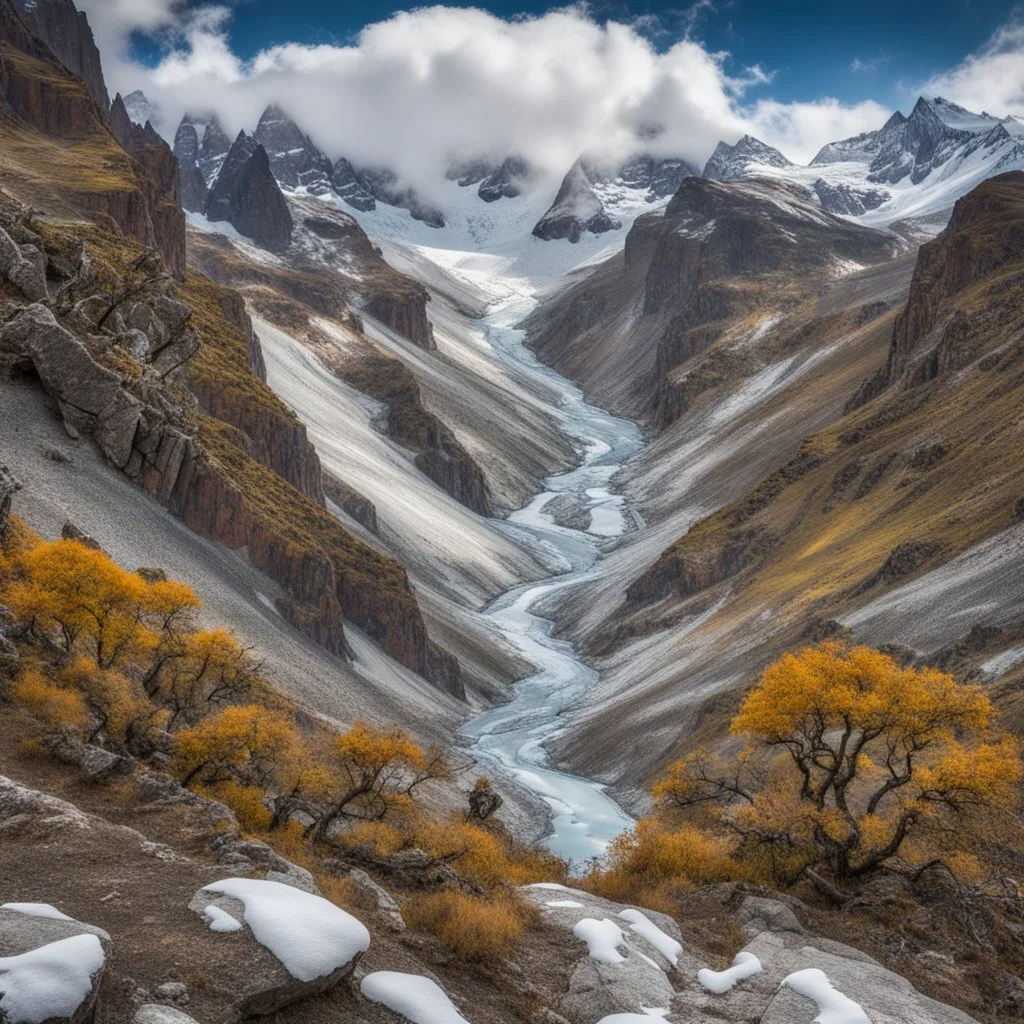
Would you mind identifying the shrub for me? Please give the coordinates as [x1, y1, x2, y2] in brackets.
[404, 889, 534, 961]
[11, 666, 90, 730]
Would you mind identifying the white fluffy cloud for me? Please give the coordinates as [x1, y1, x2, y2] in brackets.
[79, 2, 897, 191]
[920, 15, 1024, 117]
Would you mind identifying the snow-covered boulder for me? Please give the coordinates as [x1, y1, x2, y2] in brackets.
[0, 905, 110, 1024]
[521, 886, 683, 1023]
[188, 877, 370, 1015]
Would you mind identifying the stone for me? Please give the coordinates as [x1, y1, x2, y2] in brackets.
[0, 225, 47, 301]
[0, 464, 14, 536]
[153, 981, 189, 1004]
[348, 869, 405, 932]
[61, 521, 102, 550]
[520, 886, 681, 1023]
[134, 1006, 201, 1024]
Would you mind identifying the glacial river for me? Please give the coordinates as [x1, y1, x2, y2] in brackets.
[459, 296, 645, 866]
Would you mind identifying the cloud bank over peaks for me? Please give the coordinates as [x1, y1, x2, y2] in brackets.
[80, 2, 893, 196]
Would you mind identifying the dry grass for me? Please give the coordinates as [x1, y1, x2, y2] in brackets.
[404, 889, 537, 961]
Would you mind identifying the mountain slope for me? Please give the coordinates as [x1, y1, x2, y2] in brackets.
[543, 173, 1024, 798]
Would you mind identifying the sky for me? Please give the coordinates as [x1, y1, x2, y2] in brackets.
[76, 0, 1024, 195]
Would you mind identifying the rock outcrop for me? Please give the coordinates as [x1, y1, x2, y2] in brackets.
[0, 3, 185, 277]
[887, 171, 1024, 387]
[172, 119, 207, 213]
[205, 134, 293, 252]
[0, 463, 14, 534]
[477, 155, 533, 202]
[253, 102, 334, 192]
[702, 134, 793, 179]
[532, 159, 621, 243]
[109, 93, 186, 278]
[10, 0, 108, 110]
[330, 157, 377, 212]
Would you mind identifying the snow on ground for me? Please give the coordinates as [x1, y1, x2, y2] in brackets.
[0, 934, 105, 1024]
[618, 910, 682, 967]
[697, 951, 764, 993]
[781, 968, 871, 1024]
[573, 918, 627, 964]
[547, 899, 586, 908]
[843, 519, 1024, 651]
[594, 1013, 669, 1024]
[201, 905, 243, 933]
[1, 905, 73, 922]
[360, 971, 470, 1024]
[200, 878, 370, 981]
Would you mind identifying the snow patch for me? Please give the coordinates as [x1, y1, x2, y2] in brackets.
[200, 878, 369, 981]
[1, 905, 73, 922]
[618, 909, 682, 966]
[201, 904, 242, 933]
[573, 917, 627, 963]
[0, 934, 105, 1024]
[546, 899, 586, 907]
[594, 1012, 669, 1024]
[697, 951, 763, 993]
[780, 968, 870, 1024]
[361, 971, 470, 1024]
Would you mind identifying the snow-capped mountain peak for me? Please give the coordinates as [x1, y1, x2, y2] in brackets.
[702, 135, 793, 180]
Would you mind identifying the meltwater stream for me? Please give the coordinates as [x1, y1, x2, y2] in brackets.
[460, 296, 645, 865]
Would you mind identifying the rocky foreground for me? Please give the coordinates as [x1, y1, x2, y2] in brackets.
[0, 763, 980, 1024]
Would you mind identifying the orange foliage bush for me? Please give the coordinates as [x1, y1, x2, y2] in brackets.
[404, 889, 535, 960]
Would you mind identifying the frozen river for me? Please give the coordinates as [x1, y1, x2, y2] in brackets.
[460, 297, 645, 866]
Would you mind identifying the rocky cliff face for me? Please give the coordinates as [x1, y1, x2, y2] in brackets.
[253, 102, 334, 192]
[205, 134, 293, 252]
[109, 92, 186, 278]
[10, 0, 107, 110]
[641, 177, 900, 424]
[0, 1, 185, 278]
[172, 119, 207, 213]
[0, 192, 460, 693]
[702, 135, 792, 179]
[532, 159, 621, 243]
[887, 171, 1024, 387]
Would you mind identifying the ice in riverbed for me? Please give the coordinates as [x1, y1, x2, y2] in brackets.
[0, 933, 105, 1024]
[619, 909, 682, 966]
[574, 917, 627, 963]
[361, 971, 470, 1024]
[200, 878, 369, 981]
[698, 951, 763, 993]
[780, 968, 870, 1023]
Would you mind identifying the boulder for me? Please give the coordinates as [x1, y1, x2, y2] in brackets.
[187, 878, 369, 1016]
[520, 886, 683, 1023]
[134, 1007, 201, 1024]
[0, 305, 143, 469]
[0, 905, 110, 1024]
[348, 870, 405, 932]
[0, 225, 47, 302]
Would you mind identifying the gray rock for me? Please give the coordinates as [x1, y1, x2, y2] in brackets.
[736, 895, 806, 938]
[134, 1006, 201, 1024]
[153, 981, 189, 1005]
[0, 305, 143, 470]
[0, 465, 14, 535]
[348, 869, 405, 932]
[520, 886, 681, 1023]
[0, 225, 47, 301]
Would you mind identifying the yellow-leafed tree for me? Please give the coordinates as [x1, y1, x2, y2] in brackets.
[652, 643, 1022, 883]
